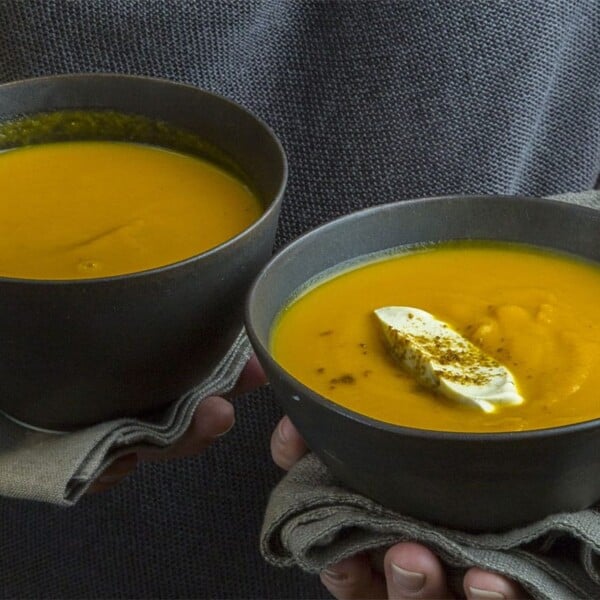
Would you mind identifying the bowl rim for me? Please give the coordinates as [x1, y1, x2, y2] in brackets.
[245, 193, 600, 442]
[0, 72, 288, 285]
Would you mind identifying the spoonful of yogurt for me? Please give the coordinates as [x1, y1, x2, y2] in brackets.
[374, 306, 524, 413]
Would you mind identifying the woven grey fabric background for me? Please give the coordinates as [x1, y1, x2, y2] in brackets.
[0, 1, 599, 598]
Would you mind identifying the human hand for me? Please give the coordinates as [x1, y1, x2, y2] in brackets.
[88, 355, 267, 494]
[271, 416, 528, 599]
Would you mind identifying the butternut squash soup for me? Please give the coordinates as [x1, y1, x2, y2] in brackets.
[271, 242, 600, 433]
[0, 141, 263, 279]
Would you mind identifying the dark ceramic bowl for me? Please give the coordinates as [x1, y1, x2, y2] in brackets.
[0, 74, 286, 431]
[246, 195, 600, 531]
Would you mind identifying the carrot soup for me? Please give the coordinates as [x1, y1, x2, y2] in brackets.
[0, 141, 263, 279]
[270, 242, 600, 433]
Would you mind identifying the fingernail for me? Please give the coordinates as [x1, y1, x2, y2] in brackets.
[391, 563, 426, 592]
[277, 417, 292, 443]
[468, 587, 505, 600]
[215, 421, 234, 437]
[322, 568, 348, 582]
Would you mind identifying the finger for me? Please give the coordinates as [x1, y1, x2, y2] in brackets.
[227, 354, 267, 398]
[138, 395, 235, 462]
[384, 542, 452, 599]
[87, 453, 138, 494]
[464, 567, 528, 600]
[270, 415, 308, 470]
[320, 554, 387, 600]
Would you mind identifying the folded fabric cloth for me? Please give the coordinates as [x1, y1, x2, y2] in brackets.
[261, 453, 600, 600]
[0, 329, 252, 505]
[260, 191, 600, 599]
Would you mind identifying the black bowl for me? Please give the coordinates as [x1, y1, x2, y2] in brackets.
[246, 195, 600, 531]
[0, 74, 286, 431]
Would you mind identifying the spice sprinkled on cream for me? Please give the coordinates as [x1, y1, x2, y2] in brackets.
[374, 307, 523, 412]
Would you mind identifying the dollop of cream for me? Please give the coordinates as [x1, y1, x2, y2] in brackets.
[374, 306, 523, 413]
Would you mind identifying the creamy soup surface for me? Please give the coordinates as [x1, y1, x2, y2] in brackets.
[271, 242, 600, 433]
[0, 141, 263, 279]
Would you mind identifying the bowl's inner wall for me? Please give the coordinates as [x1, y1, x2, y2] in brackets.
[0, 110, 255, 193]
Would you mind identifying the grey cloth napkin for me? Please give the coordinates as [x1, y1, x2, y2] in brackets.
[261, 453, 600, 600]
[261, 191, 600, 600]
[0, 329, 252, 505]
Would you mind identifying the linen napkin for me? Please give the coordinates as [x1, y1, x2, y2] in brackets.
[0, 329, 252, 505]
[260, 453, 600, 600]
[261, 191, 600, 600]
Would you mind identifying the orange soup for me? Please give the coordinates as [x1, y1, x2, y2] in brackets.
[0, 141, 263, 279]
[271, 242, 600, 432]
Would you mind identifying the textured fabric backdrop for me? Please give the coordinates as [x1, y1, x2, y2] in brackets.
[0, 1, 599, 598]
